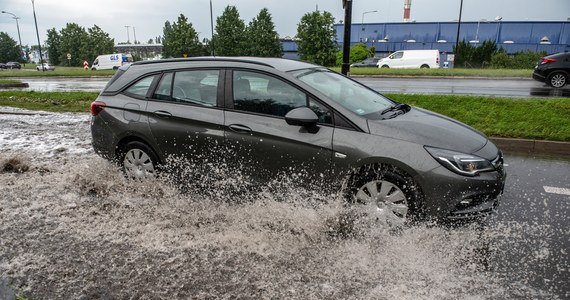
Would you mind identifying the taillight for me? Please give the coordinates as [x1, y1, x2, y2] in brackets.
[90, 101, 106, 116]
[540, 57, 556, 64]
[436, 56, 439, 64]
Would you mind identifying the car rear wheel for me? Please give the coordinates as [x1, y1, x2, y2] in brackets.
[420, 64, 430, 69]
[345, 164, 423, 226]
[120, 141, 159, 180]
[548, 71, 568, 88]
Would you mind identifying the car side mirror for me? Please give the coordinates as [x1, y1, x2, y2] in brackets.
[285, 107, 319, 127]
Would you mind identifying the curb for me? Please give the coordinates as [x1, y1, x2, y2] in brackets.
[491, 137, 570, 157]
[0, 83, 29, 89]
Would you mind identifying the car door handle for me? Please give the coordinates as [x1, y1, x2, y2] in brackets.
[228, 124, 252, 133]
[153, 110, 172, 118]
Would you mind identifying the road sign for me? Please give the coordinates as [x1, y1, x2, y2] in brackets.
[67, 53, 71, 60]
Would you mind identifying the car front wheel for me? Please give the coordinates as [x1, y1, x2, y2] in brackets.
[119, 141, 159, 180]
[548, 71, 568, 88]
[345, 164, 423, 226]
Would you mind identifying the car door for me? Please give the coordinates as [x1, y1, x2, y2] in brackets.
[146, 69, 225, 165]
[389, 51, 405, 68]
[223, 69, 334, 181]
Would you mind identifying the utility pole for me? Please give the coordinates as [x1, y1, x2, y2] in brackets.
[125, 25, 131, 43]
[341, 0, 353, 76]
[210, 0, 215, 56]
[31, 0, 44, 71]
[455, 0, 464, 59]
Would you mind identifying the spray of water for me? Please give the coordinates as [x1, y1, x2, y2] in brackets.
[0, 110, 564, 299]
[0, 151, 562, 299]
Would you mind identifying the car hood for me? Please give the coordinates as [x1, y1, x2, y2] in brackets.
[367, 106, 492, 157]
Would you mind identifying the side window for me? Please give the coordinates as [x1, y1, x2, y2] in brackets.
[125, 75, 156, 97]
[172, 70, 219, 107]
[153, 73, 173, 101]
[394, 52, 404, 59]
[233, 70, 307, 117]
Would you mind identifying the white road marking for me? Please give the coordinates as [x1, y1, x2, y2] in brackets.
[543, 186, 570, 196]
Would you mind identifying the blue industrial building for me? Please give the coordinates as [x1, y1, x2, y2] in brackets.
[282, 21, 570, 60]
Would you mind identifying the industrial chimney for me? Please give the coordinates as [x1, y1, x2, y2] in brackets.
[404, 0, 411, 22]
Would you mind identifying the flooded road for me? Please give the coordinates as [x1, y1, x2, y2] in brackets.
[0, 108, 568, 299]
[8, 76, 570, 98]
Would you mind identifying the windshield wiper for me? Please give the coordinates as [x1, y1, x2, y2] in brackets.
[380, 103, 409, 115]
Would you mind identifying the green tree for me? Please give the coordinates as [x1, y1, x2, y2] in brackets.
[296, 10, 337, 66]
[162, 14, 203, 58]
[245, 8, 282, 57]
[58, 23, 89, 66]
[212, 6, 246, 56]
[83, 25, 115, 63]
[46, 28, 62, 65]
[0, 32, 21, 63]
[454, 40, 497, 68]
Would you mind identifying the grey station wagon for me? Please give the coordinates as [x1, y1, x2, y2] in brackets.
[90, 57, 506, 224]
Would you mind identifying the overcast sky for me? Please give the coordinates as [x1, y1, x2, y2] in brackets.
[1, 0, 569, 46]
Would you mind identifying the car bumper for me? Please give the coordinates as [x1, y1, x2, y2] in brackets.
[415, 164, 506, 220]
[532, 71, 546, 83]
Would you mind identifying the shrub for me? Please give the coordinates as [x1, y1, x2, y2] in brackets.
[490, 49, 546, 69]
[336, 43, 371, 66]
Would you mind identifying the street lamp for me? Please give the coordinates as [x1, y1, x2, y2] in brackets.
[359, 10, 378, 42]
[31, 0, 44, 71]
[1, 10, 23, 62]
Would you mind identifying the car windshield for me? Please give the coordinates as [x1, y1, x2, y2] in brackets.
[290, 68, 395, 119]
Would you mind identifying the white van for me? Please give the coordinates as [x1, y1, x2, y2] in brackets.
[376, 50, 440, 69]
[91, 53, 133, 70]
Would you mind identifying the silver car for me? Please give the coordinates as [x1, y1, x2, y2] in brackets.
[90, 57, 506, 224]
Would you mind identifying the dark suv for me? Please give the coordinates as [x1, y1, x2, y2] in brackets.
[90, 57, 506, 224]
[6, 62, 21, 69]
[533, 51, 570, 88]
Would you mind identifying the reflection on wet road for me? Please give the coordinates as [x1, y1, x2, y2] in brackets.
[356, 77, 570, 98]
[9, 76, 570, 98]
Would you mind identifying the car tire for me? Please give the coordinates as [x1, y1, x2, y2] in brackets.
[548, 71, 568, 88]
[380, 65, 389, 69]
[119, 141, 160, 180]
[420, 64, 430, 69]
[344, 164, 423, 226]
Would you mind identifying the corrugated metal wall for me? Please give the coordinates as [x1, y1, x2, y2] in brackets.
[334, 21, 570, 55]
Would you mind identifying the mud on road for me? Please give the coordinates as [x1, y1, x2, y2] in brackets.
[0, 108, 562, 299]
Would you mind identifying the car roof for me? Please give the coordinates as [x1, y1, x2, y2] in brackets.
[132, 56, 319, 72]
[104, 57, 323, 93]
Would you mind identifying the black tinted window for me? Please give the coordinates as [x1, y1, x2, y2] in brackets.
[172, 70, 219, 107]
[232, 71, 307, 117]
[153, 70, 219, 106]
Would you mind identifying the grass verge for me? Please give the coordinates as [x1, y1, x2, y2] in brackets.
[386, 94, 570, 141]
[0, 91, 97, 112]
[0, 91, 568, 141]
[0, 67, 115, 77]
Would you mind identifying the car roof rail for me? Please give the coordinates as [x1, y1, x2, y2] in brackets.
[132, 57, 275, 69]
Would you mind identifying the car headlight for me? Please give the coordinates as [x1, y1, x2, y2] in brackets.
[424, 146, 495, 177]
